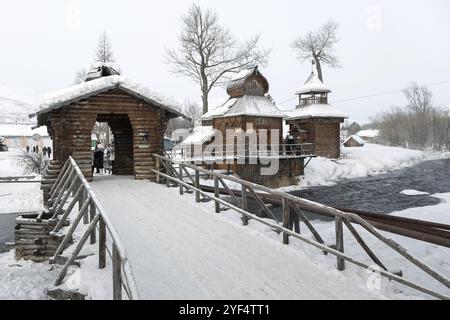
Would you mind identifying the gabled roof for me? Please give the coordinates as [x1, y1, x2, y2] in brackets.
[180, 126, 217, 146]
[202, 96, 285, 120]
[285, 104, 348, 120]
[295, 71, 331, 95]
[29, 75, 189, 120]
[344, 135, 365, 145]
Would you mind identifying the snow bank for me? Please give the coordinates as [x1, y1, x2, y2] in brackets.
[0, 149, 43, 214]
[401, 190, 430, 196]
[0, 251, 58, 300]
[297, 144, 424, 188]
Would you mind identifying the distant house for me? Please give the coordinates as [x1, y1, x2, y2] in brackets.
[357, 129, 379, 143]
[0, 123, 52, 151]
[344, 135, 365, 147]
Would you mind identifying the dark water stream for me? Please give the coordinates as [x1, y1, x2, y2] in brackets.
[291, 158, 450, 214]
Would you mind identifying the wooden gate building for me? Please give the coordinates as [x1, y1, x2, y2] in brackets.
[30, 72, 188, 187]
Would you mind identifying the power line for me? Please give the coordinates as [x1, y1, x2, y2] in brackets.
[278, 79, 450, 107]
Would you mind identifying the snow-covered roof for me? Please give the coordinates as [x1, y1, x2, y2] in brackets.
[296, 72, 331, 95]
[0, 124, 49, 137]
[224, 95, 285, 118]
[201, 98, 237, 120]
[357, 129, 380, 138]
[344, 135, 365, 145]
[85, 62, 120, 82]
[30, 75, 189, 120]
[285, 104, 348, 120]
[180, 126, 217, 146]
[202, 96, 284, 120]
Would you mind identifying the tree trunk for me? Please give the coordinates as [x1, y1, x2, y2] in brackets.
[314, 56, 323, 82]
[201, 86, 208, 115]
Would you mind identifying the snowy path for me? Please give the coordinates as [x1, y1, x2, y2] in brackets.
[91, 176, 390, 300]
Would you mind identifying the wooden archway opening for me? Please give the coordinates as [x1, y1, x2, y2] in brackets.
[95, 114, 134, 177]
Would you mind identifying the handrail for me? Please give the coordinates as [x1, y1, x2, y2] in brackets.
[153, 153, 450, 300]
[47, 157, 140, 300]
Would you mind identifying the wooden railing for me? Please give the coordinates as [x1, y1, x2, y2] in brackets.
[172, 143, 316, 163]
[45, 157, 140, 300]
[153, 154, 450, 300]
[299, 96, 328, 106]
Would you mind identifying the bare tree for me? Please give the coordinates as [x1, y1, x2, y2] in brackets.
[291, 20, 341, 82]
[15, 151, 49, 175]
[184, 101, 202, 130]
[95, 31, 115, 63]
[371, 84, 450, 150]
[73, 31, 119, 85]
[166, 4, 270, 114]
[73, 67, 87, 85]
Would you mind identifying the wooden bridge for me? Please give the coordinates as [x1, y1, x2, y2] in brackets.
[15, 155, 450, 300]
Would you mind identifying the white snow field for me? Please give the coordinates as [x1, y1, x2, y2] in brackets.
[90, 176, 408, 300]
[0, 149, 43, 214]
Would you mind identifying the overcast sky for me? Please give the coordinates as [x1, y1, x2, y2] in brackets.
[1, 0, 449, 123]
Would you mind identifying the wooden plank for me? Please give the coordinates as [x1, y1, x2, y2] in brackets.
[282, 199, 290, 245]
[343, 219, 387, 271]
[89, 204, 97, 244]
[54, 214, 100, 286]
[112, 244, 122, 300]
[99, 216, 106, 269]
[246, 187, 279, 223]
[289, 202, 325, 245]
[241, 185, 249, 226]
[335, 216, 345, 271]
[195, 169, 200, 203]
[52, 196, 91, 259]
[179, 165, 184, 195]
[214, 176, 220, 213]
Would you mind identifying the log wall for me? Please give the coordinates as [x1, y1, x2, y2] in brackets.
[287, 118, 344, 159]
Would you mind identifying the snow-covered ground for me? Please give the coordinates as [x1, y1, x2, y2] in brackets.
[0, 149, 43, 214]
[0, 251, 59, 299]
[292, 144, 427, 188]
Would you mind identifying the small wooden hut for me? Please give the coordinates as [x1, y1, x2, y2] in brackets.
[30, 68, 188, 187]
[344, 135, 365, 147]
[285, 65, 348, 158]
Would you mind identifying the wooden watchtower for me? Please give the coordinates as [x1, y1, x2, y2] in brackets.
[285, 65, 348, 158]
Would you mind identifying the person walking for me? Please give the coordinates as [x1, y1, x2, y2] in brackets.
[47, 146, 52, 159]
[93, 144, 104, 174]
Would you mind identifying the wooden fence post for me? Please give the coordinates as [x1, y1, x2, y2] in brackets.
[335, 216, 345, 271]
[82, 188, 89, 225]
[195, 169, 200, 203]
[241, 185, 249, 226]
[214, 176, 220, 213]
[112, 244, 122, 300]
[99, 216, 106, 269]
[90, 204, 96, 244]
[155, 158, 160, 183]
[282, 199, 290, 245]
[179, 165, 184, 195]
